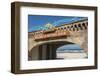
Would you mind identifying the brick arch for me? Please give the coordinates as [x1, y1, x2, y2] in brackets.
[74, 24, 79, 31]
[82, 22, 87, 29]
[64, 22, 88, 32]
[78, 23, 83, 30]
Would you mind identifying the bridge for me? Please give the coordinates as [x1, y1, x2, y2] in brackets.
[28, 19, 88, 60]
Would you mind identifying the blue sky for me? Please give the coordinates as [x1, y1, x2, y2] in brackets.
[28, 15, 87, 32]
[57, 44, 84, 52]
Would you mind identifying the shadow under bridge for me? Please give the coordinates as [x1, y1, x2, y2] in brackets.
[28, 41, 74, 60]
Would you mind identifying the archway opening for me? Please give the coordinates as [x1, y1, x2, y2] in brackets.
[56, 44, 87, 59]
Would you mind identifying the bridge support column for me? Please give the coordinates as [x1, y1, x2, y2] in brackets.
[39, 45, 43, 60]
[51, 45, 57, 59]
[46, 44, 51, 60]
[46, 44, 56, 60]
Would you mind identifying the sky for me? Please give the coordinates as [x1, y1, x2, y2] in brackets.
[28, 15, 87, 32]
[56, 44, 84, 52]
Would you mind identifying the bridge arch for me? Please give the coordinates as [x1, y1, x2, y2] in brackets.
[28, 40, 85, 60]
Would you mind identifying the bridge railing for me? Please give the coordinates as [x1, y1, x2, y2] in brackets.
[33, 30, 70, 41]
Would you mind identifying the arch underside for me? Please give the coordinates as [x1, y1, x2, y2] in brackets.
[28, 36, 87, 60]
[29, 41, 74, 60]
